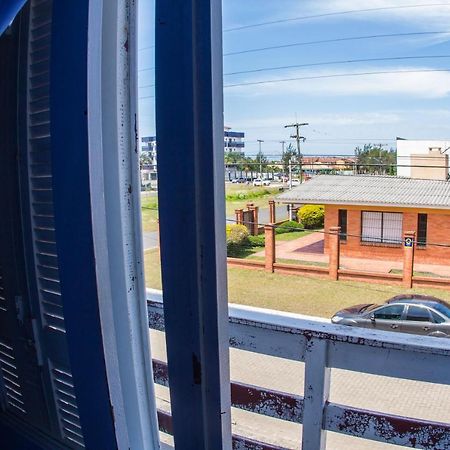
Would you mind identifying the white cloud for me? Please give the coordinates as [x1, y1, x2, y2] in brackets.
[226, 66, 450, 98]
[301, 0, 450, 29]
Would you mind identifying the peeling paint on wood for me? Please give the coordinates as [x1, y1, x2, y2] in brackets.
[157, 409, 290, 450]
[231, 381, 303, 423]
[325, 404, 450, 449]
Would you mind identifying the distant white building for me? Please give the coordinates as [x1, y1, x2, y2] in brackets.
[396, 138, 449, 180]
[224, 126, 245, 153]
[141, 136, 157, 167]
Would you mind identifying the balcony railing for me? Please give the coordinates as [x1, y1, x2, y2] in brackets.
[147, 289, 450, 449]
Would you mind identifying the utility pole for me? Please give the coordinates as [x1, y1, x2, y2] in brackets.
[285, 122, 308, 183]
[257, 139, 264, 178]
[280, 140, 286, 184]
[289, 156, 293, 190]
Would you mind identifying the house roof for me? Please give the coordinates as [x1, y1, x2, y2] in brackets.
[277, 175, 450, 210]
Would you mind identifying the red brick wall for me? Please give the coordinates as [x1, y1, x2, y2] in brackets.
[324, 205, 450, 264]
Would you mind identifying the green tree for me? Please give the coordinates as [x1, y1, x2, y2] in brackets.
[139, 151, 152, 169]
[355, 144, 397, 175]
[254, 150, 269, 171]
[281, 143, 297, 176]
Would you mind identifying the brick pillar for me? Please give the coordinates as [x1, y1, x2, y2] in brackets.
[403, 231, 416, 289]
[254, 206, 259, 235]
[329, 227, 341, 281]
[248, 206, 259, 236]
[269, 200, 276, 224]
[235, 209, 244, 225]
[265, 225, 275, 272]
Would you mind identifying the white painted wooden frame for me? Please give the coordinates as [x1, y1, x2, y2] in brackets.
[87, 1, 160, 448]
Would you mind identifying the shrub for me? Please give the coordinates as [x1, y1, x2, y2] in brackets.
[247, 234, 265, 247]
[226, 224, 249, 245]
[225, 187, 277, 201]
[298, 205, 324, 229]
[275, 220, 303, 235]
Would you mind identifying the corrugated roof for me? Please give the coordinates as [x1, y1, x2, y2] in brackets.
[277, 175, 450, 209]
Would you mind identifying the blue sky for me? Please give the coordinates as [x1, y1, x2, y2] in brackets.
[138, 0, 450, 156]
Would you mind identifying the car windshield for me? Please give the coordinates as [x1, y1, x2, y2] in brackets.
[362, 304, 379, 313]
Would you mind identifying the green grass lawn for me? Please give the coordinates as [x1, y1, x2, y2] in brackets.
[225, 185, 283, 216]
[144, 249, 450, 318]
[276, 230, 311, 241]
[390, 269, 450, 279]
[141, 196, 159, 232]
[249, 256, 328, 268]
[141, 184, 282, 231]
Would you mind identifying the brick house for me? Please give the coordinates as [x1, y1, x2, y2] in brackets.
[277, 175, 450, 264]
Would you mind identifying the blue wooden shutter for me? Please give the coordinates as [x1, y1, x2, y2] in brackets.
[0, 1, 117, 448]
[0, 2, 87, 448]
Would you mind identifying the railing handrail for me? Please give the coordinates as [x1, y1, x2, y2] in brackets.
[147, 288, 450, 359]
[147, 288, 450, 449]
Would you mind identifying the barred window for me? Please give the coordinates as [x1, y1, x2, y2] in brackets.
[338, 209, 347, 241]
[417, 213, 428, 247]
[361, 211, 403, 245]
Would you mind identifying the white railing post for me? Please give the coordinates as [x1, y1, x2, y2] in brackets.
[302, 338, 330, 450]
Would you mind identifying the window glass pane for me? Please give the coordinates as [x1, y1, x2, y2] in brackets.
[406, 306, 431, 322]
[417, 214, 427, 246]
[361, 211, 382, 243]
[374, 305, 404, 320]
[382, 212, 403, 244]
[430, 310, 445, 324]
[338, 209, 347, 241]
[433, 303, 450, 319]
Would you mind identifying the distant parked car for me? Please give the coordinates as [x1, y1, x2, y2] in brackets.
[291, 179, 300, 186]
[331, 295, 450, 337]
[253, 178, 270, 186]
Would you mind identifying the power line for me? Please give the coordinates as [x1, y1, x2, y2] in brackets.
[224, 55, 450, 77]
[138, 31, 450, 72]
[223, 3, 450, 32]
[223, 31, 450, 57]
[138, 32, 450, 72]
[139, 65, 450, 92]
[224, 68, 450, 88]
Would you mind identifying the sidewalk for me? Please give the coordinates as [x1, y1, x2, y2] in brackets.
[254, 232, 450, 278]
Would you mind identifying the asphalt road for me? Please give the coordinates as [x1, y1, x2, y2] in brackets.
[151, 329, 450, 450]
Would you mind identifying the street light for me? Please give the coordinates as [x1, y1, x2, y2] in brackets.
[257, 139, 264, 178]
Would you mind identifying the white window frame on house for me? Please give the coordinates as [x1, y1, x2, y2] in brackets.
[361, 211, 403, 245]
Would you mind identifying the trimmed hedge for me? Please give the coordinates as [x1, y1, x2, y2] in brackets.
[275, 220, 303, 235]
[298, 205, 324, 229]
[247, 234, 265, 247]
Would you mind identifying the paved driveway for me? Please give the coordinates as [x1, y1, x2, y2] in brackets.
[151, 329, 450, 449]
[143, 231, 159, 250]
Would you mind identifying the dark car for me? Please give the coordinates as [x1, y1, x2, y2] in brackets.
[331, 295, 450, 337]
